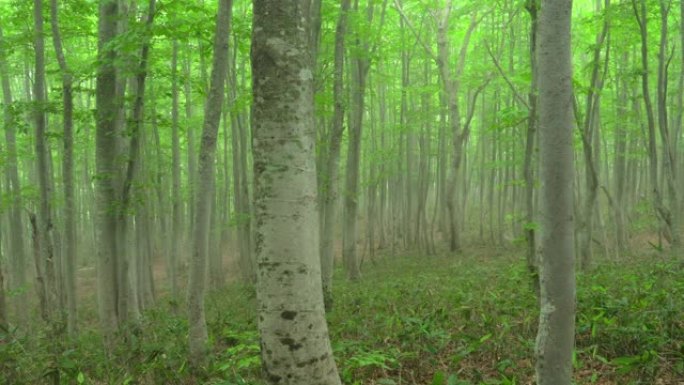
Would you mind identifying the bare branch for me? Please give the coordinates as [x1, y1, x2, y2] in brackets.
[393, 0, 438, 63]
[484, 42, 530, 109]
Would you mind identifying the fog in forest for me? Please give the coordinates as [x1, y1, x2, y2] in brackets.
[0, 0, 682, 384]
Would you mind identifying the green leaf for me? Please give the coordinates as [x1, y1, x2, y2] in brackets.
[432, 370, 446, 385]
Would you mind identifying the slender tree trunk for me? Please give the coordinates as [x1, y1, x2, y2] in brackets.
[34, 0, 58, 319]
[656, 0, 679, 250]
[0, 26, 28, 327]
[50, 0, 78, 335]
[170, 40, 181, 300]
[0, 152, 6, 331]
[578, 0, 609, 270]
[614, 57, 629, 256]
[228, 43, 254, 282]
[632, 0, 667, 248]
[320, 0, 350, 310]
[252, 2, 342, 383]
[535, 0, 576, 383]
[117, 0, 156, 324]
[343, 0, 375, 281]
[343, 0, 385, 279]
[187, 0, 232, 367]
[524, 0, 539, 292]
[95, 0, 121, 340]
[378, 68, 388, 249]
[185, 47, 197, 251]
[396, 0, 479, 252]
[0, 235, 6, 332]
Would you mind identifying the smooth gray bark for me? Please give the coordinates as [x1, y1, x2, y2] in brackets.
[251, 1, 342, 383]
[535, 0, 576, 383]
[50, 0, 78, 335]
[228, 43, 254, 282]
[614, 57, 628, 256]
[0, 232, 6, 331]
[0, 147, 6, 330]
[0, 26, 28, 327]
[320, 0, 350, 310]
[395, 0, 478, 252]
[187, 0, 232, 367]
[185, 47, 197, 252]
[524, 0, 539, 293]
[656, 0, 679, 250]
[578, 0, 609, 270]
[632, 0, 667, 248]
[95, 0, 121, 340]
[34, 0, 58, 319]
[170, 40, 181, 300]
[342, 0, 386, 280]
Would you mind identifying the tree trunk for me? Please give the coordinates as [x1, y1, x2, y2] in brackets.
[632, 0, 667, 248]
[187, 0, 232, 367]
[34, 0, 58, 320]
[614, 56, 629, 256]
[0, 26, 28, 327]
[656, 0, 679, 250]
[228, 43, 254, 283]
[252, 1, 342, 383]
[578, 0, 609, 270]
[535, 0, 576, 383]
[95, 0, 121, 340]
[185, 46, 197, 252]
[524, 0, 539, 292]
[170, 40, 181, 300]
[0, 150, 6, 331]
[343, 1, 374, 281]
[320, 0, 350, 310]
[50, 0, 78, 336]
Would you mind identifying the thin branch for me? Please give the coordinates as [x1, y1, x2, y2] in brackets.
[462, 78, 491, 140]
[484, 41, 529, 109]
[393, 0, 438, 63]
[455, 14, 481, 79]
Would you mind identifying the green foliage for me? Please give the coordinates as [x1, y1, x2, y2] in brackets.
[2, 251, 683, 384]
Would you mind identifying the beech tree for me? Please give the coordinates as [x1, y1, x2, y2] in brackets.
[535, 0, 576, 383]
[49, 0, 78, 336]
[187, 0, 232, 366]
[1, 0, 683, 382]
[95, 0, 121, 339]
[251, 1, 341, 383]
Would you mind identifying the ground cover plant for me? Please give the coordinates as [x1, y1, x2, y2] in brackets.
[1, 247, 681, 384]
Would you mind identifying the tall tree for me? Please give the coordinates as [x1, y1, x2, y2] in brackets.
[343, 0, 386, 280]
[170, 40, 181, 300]
[655, 0, 679, 250]
[0, 26, 28, 326]
[394, 0, 481, 252]
[0, 149, 6, 331]
[631, 0, 669, 248]
[49, 0, 77, 336]
[577, 0, 610, 270]
[33, 0, 58, 320]
[187, 0, 232, 367]
[119, 0, 157, 321]
[524, 0, 539, 292]
[320, 0, 351, 310]
[251, 1, 342, 383]
[95, 0, 121, 340]
[535, 0, 576, 383]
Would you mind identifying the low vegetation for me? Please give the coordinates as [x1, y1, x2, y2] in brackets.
[2, 247, 682, 385]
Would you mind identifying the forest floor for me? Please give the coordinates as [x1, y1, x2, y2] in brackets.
[2, 244, 683, 384]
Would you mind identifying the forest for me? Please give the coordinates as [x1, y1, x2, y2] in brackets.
[0, 0, 683, 384]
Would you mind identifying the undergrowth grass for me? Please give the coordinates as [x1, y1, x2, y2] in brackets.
[1, 249, 682, 384]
